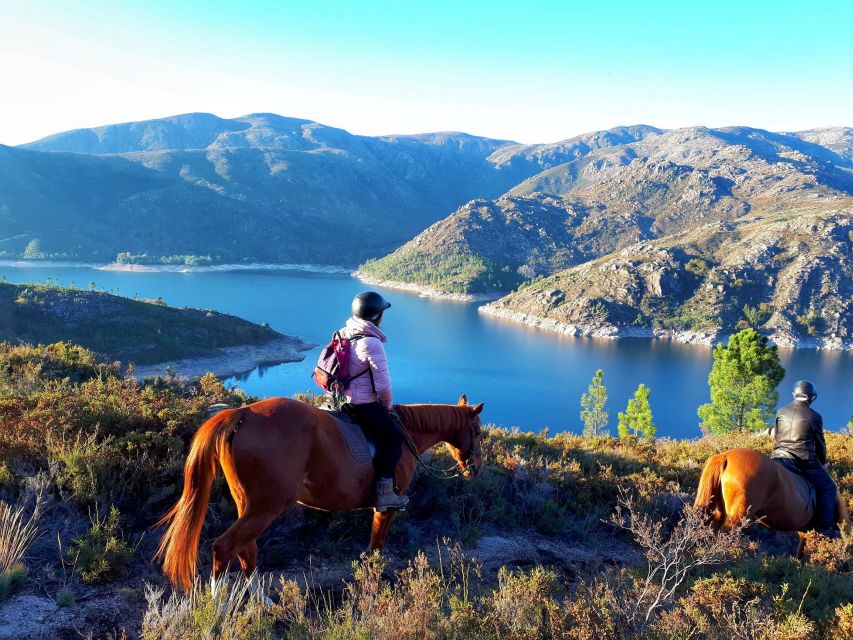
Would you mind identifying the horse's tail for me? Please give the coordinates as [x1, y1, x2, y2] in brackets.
[155, 408, 244, 590]
[695, 453, 727, 524]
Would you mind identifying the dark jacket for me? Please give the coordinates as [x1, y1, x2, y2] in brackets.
[771, 400, 826, 464]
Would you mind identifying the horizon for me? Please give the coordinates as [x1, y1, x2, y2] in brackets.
[2, 0, 852, 146]
[10, 109, 853, 149]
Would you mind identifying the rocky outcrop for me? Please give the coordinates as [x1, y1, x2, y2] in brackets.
[481, 203, 853, 349]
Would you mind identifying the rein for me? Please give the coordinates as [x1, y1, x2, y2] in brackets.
[392, 411, 479, 480]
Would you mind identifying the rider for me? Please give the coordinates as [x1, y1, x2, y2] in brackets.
[770, 380, 839, 538]
[340, 291, 409, 512]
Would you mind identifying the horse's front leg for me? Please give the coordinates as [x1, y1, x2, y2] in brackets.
[368, 510, 397, 552]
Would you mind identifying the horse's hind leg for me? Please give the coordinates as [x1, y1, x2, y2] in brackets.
[212, 506, 283, 579]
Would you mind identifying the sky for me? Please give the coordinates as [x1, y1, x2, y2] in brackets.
[0, 0, 851, 146]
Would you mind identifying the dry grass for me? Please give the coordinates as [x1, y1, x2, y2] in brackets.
[0, 497, 41, 599]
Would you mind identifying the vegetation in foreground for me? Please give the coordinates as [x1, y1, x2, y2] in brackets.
[0, 282, 287, 364]
[0, 341, 850, 639]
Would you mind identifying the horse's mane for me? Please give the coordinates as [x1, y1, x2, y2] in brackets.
[395, 404, 472, 433]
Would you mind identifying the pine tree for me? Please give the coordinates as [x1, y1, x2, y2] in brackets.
[580, 369, 609, 436]
[617, 384, 656, 439]
[697, 328, 785, 434]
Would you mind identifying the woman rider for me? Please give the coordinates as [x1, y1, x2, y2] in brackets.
[340, 291, 409, 511]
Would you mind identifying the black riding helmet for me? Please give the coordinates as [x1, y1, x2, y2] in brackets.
[793, 380, 817, 403]
[352, 291, 391, 321]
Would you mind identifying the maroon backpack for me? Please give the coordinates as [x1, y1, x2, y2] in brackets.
[313, 332, 374, 393]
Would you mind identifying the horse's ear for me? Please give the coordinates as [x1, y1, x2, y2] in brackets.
[458, 395, 468, 406]
[473, 402, 484, 415]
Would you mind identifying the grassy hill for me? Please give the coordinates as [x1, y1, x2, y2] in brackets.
[0, 282, 304, 365]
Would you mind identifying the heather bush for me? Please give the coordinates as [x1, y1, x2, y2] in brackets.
[66, 506, 137, 583]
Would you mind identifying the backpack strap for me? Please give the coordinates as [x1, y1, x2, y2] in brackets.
[346, 333, 377, 392]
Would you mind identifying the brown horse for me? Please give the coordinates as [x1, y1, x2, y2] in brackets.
[156, 395, 484, 590]
[694, 448, 850, 542]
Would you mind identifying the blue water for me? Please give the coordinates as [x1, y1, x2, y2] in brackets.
[2, 263, 851, 438]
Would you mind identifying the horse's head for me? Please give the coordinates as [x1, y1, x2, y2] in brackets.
[445, 395, 484, 478]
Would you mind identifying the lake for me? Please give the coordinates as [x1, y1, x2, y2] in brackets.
[2, 262, 851, 438]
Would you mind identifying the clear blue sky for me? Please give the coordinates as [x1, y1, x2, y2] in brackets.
[1, 0, 851, 145]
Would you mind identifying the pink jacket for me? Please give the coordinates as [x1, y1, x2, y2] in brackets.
[341, 316, 392, 407]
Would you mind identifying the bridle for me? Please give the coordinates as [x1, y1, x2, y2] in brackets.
[395, 411, 482, 480]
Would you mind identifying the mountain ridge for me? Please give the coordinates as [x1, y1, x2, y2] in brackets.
[360, 125, 853, 293]
[2, 114, 666, 265]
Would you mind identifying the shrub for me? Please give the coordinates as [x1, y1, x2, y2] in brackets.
[67, 506, 136, 584]
[142, 572, 274, 640]
[685, 258, 709, 277]
[56, 587, 75, 608]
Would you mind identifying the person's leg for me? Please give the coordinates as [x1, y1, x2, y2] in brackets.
[349, 402, 403, 478]
[799, 461, 838, 532]
[347, 402, 407, 511]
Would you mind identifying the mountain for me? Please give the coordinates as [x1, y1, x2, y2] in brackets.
[3, 114, 512, 265]
[481, 200, 853, 348]
[359, 126, 853, 293]
[0, 281, 311, 366]
[1, 115, 662, 265]
[790, 127, 853, 162]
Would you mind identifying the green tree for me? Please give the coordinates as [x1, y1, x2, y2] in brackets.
[580, 369, 609, 436]
[697, 328, 785, 434]
[617, 384, 656, 439]
[741, 303, 770, 328]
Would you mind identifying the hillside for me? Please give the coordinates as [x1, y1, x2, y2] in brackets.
[1, 114, 661, 267]
[0, 282, 311, 367]
[359, 126, 853, 298]
[481, 202, 853, 348]
[0, 342, 851, 638]
[791, 127, 853, 162]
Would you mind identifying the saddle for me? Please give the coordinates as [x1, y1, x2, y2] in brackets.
[324, 408, 376, 467]
[772, 459, 816, 513]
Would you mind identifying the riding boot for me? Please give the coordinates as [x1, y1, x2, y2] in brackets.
[374, 477, 409, 512]
[817, 528, 842, 539]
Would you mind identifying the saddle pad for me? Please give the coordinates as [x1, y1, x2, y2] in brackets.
[788, 471, 817, 513]
[773, 459, 816, 513]
[324, 409, 376, 467]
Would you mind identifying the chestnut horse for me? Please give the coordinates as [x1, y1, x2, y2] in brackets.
[156, 395, 484, 590]
[694, 448, 849, 540]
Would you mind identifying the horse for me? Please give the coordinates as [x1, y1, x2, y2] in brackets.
[694, 448, 850, 549]
[155, 395, 484, 590]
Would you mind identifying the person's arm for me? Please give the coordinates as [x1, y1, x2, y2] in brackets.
[365, 339, 393, 408]
[813, 414, 827, 466]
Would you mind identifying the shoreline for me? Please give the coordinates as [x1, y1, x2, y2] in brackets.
[130, 336, 316, 380]
[353, 270, 503, 303]
[478, 304, 853, 351]
[100, 262, 352, 274]
[0, 259, 351, 274]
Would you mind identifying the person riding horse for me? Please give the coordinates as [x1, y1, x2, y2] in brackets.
[339, 291, 409, 512]
[770, 380, 840, 538]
